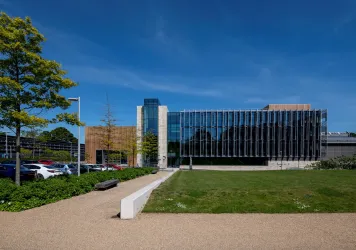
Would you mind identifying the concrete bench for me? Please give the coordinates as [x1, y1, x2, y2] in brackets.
[95, 179, 119, 190]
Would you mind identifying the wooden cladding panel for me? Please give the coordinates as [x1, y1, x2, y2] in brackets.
[85, 126, 136, 166]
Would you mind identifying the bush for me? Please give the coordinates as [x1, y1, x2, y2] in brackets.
[307, 154, 356, 170]
[0, 167, 154, 212]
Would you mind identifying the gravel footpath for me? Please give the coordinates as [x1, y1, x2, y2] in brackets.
[1, 172, 355, 250]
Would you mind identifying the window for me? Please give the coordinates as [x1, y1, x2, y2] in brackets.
[26, 165, 40, 170]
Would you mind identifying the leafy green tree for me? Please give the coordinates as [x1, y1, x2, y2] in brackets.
[0, 12, 81, 185]
[41, 148, 71, 162]
[21, 126, 42, 158]
[20, 148, 32, 158]
[37, 130, 51, 142]
[139, 131, 158, 166]
[42, 127, 77, 143]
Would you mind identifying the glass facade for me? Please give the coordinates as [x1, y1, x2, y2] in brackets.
[167, 112, 180, 166]
[143, 98, 160, 135]
[139, 98, 328, 167]
[179, 110, 327, 160]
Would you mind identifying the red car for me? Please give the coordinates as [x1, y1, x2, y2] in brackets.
[104, 163, 123, 170]
[38, 159, 54, 166]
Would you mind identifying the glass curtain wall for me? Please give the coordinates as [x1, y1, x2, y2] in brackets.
[167, 112, 180, 166]
[142, 98, 160, 166]
[143, 99, 160, 136]
[180, 110, 326, 160]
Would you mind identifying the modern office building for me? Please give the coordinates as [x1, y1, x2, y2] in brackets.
[137, 98, 329, 168]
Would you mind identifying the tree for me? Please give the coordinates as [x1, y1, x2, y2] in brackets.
[0, 13, 81, 185]
[139, 131, 158, 166]
[37, 130, 51, 142]
[349, 132, 356, 138]
[123, 126, 137, 166]
[21, 126, 42, 158]
[20, 147, 32, 158]
[84, 152, 91, 163]
[44, 127, 77, 143]
[99, 95, 117, 164]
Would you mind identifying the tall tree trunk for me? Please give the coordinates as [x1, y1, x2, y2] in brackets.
[15, 126, 21, 186]
[132, 148, 134, 167]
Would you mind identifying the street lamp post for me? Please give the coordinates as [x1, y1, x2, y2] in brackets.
[68, 97, 81, 177]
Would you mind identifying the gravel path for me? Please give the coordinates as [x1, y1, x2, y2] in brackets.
[1, 172, 355, 250]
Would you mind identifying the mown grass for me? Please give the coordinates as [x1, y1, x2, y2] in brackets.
[143, 170, 356, 213]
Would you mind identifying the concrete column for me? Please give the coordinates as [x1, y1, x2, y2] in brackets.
[158, 106, 168, 168]
[136, 106, 143, 167]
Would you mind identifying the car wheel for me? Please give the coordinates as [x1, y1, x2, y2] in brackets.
[37, 174, 44, 179]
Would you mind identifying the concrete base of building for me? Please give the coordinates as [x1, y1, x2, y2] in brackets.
[268, 160, 318, 169]
[180, 161, 317, 171]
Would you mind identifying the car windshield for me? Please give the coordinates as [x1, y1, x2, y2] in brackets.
[46, 165, 57, 169]
[20, 166, 30, 170]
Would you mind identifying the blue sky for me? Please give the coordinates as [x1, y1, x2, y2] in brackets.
[1, 0, 356, 142]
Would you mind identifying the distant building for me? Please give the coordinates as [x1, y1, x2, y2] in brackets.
[0, 134, 85, 161]
[325, 132, 356, 159]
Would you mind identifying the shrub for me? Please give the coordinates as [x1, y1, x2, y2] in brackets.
[307, 154, 356, 170]
[0, 167, 154, 212]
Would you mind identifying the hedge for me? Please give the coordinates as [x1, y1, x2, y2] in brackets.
[0, 167, 154, 212]
[307, 154, 356, 170]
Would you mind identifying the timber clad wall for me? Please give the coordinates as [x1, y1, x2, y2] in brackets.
[85, 126, 137, 165]
[180, 109, 327, 160]
[263, 104, 311, 110]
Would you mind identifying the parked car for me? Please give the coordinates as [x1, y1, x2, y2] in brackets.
[1, 160, 16, 164]
[104, 163, 123, 170]
[83, 164, 102, 173]
[1, 160, 40, 165]
[48, 163, 75, 175]
[22, 160, 40, 164]
[38, 160, 54, 166]
[0, 164, 37, 181]
[70, 164, 102, 174]
[92, 164, 114, 171]
[23, 164, 63, 179]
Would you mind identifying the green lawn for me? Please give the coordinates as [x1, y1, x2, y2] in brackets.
[143, 170, 356, 213]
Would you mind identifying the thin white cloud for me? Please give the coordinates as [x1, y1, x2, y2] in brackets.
[67, 65, 223, 97]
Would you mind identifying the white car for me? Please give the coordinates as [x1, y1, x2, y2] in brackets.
[23, 164, 63, 179]
[88, 164, 114, 171]
[49, 163, 75, 175]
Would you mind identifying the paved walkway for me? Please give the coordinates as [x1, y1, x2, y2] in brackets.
[1, 172, 356, 250]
